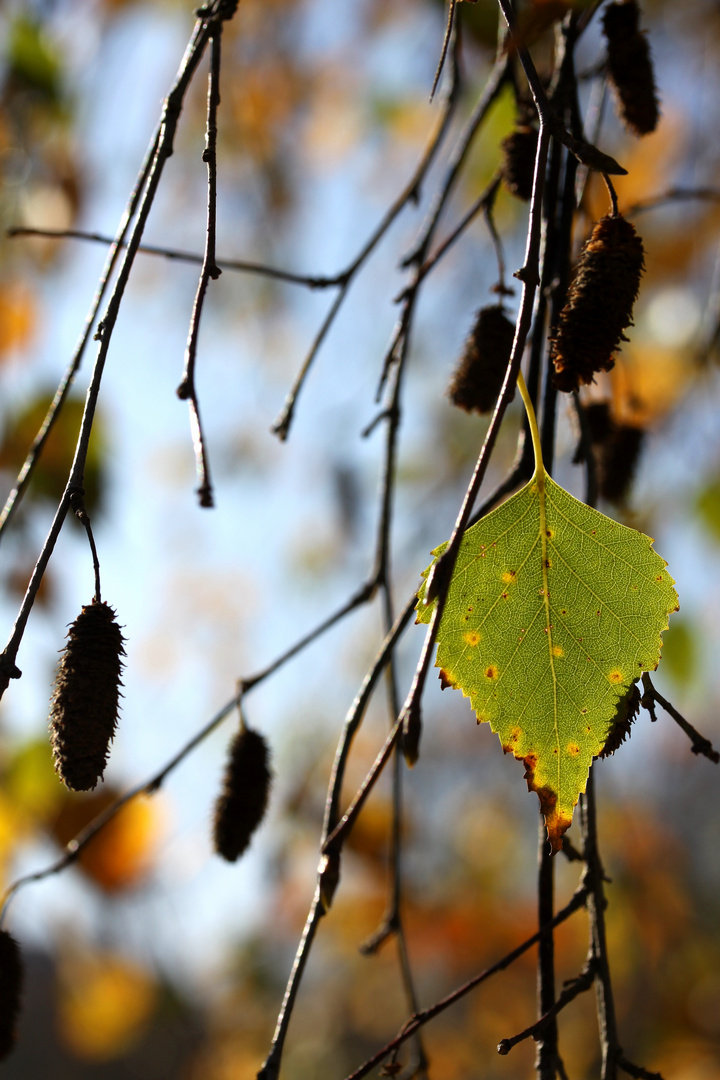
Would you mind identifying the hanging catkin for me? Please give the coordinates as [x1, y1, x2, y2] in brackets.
[0, 930, 23, 1060]
[500, 126, 538, 202]
[213, 727, 271, 862]
[49, 599, 125, 791]
[603, 1, 659, 137]
[598, 423, 645, 503]
[550, 214, 645, 393]
[448, 305, 516, 414]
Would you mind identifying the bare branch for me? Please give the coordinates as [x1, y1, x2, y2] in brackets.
[498, 959, 596, 1055]
[642, 675, 720, 763]
[6, 227, 344, 288]
[343, 887, 588, 1080]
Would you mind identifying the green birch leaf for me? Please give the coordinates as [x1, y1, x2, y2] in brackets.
[417, 469, 678, 852]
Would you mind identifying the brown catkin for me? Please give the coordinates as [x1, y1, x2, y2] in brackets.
[599, 682, 642, 758]
[550, 214, 645, 393]
[603, 1, 659, 137]
[500, 126, 538, 202]
[447, 305, 516, 414]
[0, 931, 23, 1060]
[213, 727, 271, 862]
[49, 599, 125, 792]
[598, 423, 645, 503]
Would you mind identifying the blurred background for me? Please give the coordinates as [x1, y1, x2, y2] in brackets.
[0, 0, 719, 1076]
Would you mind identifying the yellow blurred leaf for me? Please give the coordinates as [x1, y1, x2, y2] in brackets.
[6, 737, 63, 823]
[0, 279, 37, 357]
[0, 391, 106, 514]
[610, 344, 694, 426]
[57, 947, 157, 1061]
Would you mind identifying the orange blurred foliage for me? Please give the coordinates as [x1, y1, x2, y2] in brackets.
[50, 788, 163, 893]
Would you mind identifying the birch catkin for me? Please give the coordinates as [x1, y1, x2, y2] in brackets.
[49, 599, 125, 791]
[213, 727, 271, 862]
[448, 305, 516, 414]
[603, 0, 659, 137]
[550, 214, 645, 393]
[500, 126, 538, 202]
[0, 930, 23, 1060]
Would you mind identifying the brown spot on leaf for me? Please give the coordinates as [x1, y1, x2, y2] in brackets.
[438, 669, 455, 690]
[522, 758, 572, 854]
[501, 592, 509, 600]
[484, 665, 498, 680]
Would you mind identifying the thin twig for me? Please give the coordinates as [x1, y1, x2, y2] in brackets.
[176, 23, 224, 507]
[617, 1058, 665, 1080]
[496, 0, 626, 177]
[0, 5, 232, 700]
[343, 886, 588, 1080]
[625, 186, 720, 216]
[257, 600, 417, 1080]
[0, 139, 161, 546]
[398, 117, 551, 757]
[498, 959, 596, 1055]
[536, 816, 559, 1079]
[0, 577, 382, 923]
[641, 675, 720, 763]
[408, 173, 504, 293]
[6, 227, 343, 288]
[69, 493, 102, 602]
[361, 314, 428, 1071]
[430, 0, 458, 102]
[270, 41, 462, 441]
[580, 771, 621, 1080]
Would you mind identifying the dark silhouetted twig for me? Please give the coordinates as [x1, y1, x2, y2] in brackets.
[498, 959, 596, 1055]
[343, 886, 588, 1080]
[176, 23, 224, 507]
[642, 675, 719, 763]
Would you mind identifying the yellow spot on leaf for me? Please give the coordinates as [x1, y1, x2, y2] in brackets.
[608, 669, 624, 684]
[501, 570, 517, 584]
[552, 645, 564, 657]
[463, 630, 481, 646]
[484, 665, 498, 680]
[567, 743, 580, 756]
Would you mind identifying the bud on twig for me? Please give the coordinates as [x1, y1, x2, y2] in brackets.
[401, 700, 422, 767]
[603, 0, 659, 137]
[49, 599, 125, 791]
[213, 727, 271, 862]
[550, 214, 645, 393]
[0, 930, 23, 1061]
[448, 305, 516, 414]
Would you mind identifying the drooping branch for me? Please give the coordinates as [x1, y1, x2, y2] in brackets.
[177, 22, 225, 508]
[641, 675, 720, 763]
[0, 576, 386, 923]
[0, 1, 237, 701]
[343, 886, 588, 1080]
[497, 959, 596, 1055]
